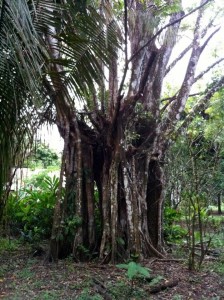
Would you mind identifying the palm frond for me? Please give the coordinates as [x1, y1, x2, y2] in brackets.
[44, 0, 120, 102]
[0, 0, 120, 215]
[0, 0, 45, 210]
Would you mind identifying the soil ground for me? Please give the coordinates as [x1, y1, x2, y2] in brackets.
[0, 242, 224, 300]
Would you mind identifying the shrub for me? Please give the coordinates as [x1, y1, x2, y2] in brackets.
[164, 206, 187, 243]
[5, 174, 59, 241]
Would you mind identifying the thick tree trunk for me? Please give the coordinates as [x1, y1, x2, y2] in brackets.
[60, 130, 166, 262]
[50, 116, 166, 262]
[147, 159, 164, 252]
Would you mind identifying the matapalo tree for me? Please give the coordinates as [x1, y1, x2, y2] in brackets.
[3, 0, 224, 262]
[46, 0, 224, 262]
[47, 0, 224, 262]
[2, 0, 222, 262]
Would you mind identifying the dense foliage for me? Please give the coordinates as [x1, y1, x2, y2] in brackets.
[5, 175, 59, 241]
[25, 143, 60, 169]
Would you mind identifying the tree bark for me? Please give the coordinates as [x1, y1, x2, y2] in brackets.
[217, 193, 222, 215]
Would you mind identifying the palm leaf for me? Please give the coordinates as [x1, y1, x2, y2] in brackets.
[44, 1, 120, 102]
[0, 0, 46, 213]
[0, 0, 120, 216]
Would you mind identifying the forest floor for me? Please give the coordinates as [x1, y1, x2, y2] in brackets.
[0, 239, 224, 300]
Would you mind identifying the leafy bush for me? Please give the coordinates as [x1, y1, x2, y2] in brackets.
[25, 143, 60, 169]
[164, 207, 187, 243]
[24, 171, 48, 186]
[5, 174, 59, 241]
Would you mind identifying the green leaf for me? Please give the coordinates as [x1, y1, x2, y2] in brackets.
[21, 205, 30, 214]
[15, 212, 24, 217]
[136, 264, 151, 277]
[127, 261, 138, 279]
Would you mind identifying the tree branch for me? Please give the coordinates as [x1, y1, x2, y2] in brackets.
[138, 51, 158, 94]
[124, 0, 128, 66]
[200, 12, 219, 38]
[81, 107, 100, 132]
[165, 9, 218, 76]
[199, 26, 220, 54]
[160, 92, 201, 114]
[117, 0, 129, 97]
[120, 50, 158, 119]
[129, 0, 212, 63]
[165, 42, 192, 76]
[162, 1, 206, 124]
[114, 0, 128, 123]
[194, 57, 224, 83]
[176, 76, 224, 134]
[118, 0, 212, 96]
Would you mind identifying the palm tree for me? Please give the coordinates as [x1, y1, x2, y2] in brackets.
[0, 0, 118, 217]
[0, 0, 46, 214]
